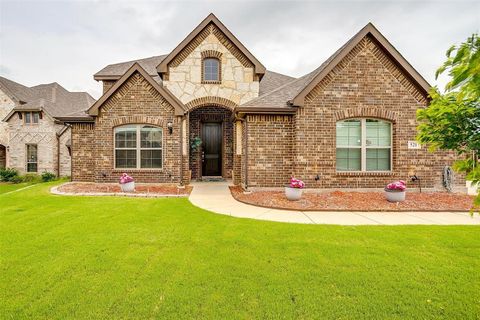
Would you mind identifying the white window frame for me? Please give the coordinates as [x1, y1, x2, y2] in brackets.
[336, 118, 392, 172]
[114, 124, 164, 170]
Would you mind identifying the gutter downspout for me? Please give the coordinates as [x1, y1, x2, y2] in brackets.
[56, 133, 60, 177]
[56, 124, 71, 179]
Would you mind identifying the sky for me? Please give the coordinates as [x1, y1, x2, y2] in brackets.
[0, 0, 478, 99]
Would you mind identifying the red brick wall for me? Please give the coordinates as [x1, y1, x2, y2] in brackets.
[72, 71, 182, 183]
[291, 35, 460, 190]
[71, 123, 96, 181]
[245, 114, 294, 187]
[188, 106, 233, 180]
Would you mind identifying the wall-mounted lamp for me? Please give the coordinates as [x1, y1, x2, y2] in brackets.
[167, 121, 173, 135]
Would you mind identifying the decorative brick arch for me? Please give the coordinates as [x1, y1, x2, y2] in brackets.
[334, 107, 398, 122]
[111, 115, 166, 127]
[185, 96, 237, 112]
[201, 50, 222, 60]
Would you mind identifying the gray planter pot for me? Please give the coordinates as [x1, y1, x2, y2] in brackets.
[120, 181, 135, 192]
[384, 188, 406, 202]
[285, 186, 303, 201]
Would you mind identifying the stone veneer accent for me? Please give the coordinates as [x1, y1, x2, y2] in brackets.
[0, 88, 15, 152]
[7, 112, 71, 176]
[71, 71, 183, 183]
[163, 23, 259, 106]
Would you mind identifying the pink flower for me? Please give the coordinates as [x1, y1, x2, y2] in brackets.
[119, 173, 134, 184]
[386, 180, 406, 191]
[289, 177, 305, 189]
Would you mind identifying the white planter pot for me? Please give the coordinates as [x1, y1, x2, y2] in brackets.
[285, 187, 303, 201]
[384, 189, 406, 202]
[120, 181, 135, 192]
[466, 180, 478, 196]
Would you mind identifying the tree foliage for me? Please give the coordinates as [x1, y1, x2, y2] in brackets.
[416, 33, 480, 207]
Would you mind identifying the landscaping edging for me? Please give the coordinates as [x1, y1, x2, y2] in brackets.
[229, 186, 475, 213]
[51, 183, 191, 198]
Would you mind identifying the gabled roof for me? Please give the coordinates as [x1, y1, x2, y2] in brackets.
[241, 22, 431, 109]
[1, 76, 95, 121]
[87, 63, 186, 117]
[94, 55, 167, 81]
[156, 13, 266, 78]
[0, 76, 34, 103]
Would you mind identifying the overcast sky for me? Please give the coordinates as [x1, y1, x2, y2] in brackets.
[0, 0, 478, 99]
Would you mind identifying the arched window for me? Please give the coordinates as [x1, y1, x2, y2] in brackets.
[336, 119, 392, 171]
[114, 125, 163, 169]
[202, 58, 220, 82]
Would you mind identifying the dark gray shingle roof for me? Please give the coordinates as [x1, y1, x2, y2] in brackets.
[0, 76, 95, 119]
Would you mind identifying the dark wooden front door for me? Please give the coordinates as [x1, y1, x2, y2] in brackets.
[202, 122, 222, 176]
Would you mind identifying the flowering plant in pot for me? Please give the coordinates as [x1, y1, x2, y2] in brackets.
[384, 180, 406, 202]
[285, 177, 305, 201]
[119, 173, 135, 192]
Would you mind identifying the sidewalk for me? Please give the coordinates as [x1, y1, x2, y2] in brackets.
[188, 181, 480, 225]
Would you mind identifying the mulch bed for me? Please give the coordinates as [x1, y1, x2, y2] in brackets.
[230, 186, 475, 212]
[57, 182, 192, 196]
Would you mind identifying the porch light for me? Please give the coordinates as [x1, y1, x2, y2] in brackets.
[167, 121, 173, 135]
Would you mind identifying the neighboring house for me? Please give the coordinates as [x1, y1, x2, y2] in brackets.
[0, 76, 94, 175]
[62, 13, 460, 189]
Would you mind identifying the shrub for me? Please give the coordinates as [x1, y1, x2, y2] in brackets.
[41, 172, 57, 182]
[0, 168, 19, 182]
[23, 174, 41, 183]
[10, 175, 25, 184]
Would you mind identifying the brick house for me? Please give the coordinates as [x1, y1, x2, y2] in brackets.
[0, 77, 94, 175]
[63, 13, 460, 189]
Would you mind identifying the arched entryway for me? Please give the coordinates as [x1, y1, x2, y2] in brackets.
[188, 105, 234, 180]
[0, 144, 6, 169]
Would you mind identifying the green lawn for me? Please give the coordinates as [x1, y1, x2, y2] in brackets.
[1, 182, 479, 319]
[0, 182, 35, 194]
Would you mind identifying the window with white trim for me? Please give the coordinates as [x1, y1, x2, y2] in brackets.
[114, 125, 163, 169]
[336, 119, 392, 171]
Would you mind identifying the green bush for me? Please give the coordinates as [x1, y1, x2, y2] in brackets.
[23, 174, 41, 183]
[0, 168, 19, 182]
[10, 175, 25, 184]
[41, 172, 56, 182]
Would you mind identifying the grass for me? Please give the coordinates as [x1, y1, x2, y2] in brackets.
[1, 182, 479, 319]
[0, 182, 36, 194]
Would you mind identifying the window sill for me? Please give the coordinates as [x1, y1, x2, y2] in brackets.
[335, 171, 394, 177]
[201, 80, 222, 85]
[112, 169, 164, 173]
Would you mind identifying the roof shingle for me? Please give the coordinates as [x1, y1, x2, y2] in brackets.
[0, 76, 95, 120]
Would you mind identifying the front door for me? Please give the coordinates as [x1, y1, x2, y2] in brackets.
[202, 122, 222, 176]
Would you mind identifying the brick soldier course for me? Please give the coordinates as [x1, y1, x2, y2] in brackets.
[58, 13, 462, 190]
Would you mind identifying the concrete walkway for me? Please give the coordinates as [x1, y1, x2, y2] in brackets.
[189, 181, 480, 225]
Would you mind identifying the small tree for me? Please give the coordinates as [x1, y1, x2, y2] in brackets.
[417, 33, 480, 206]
